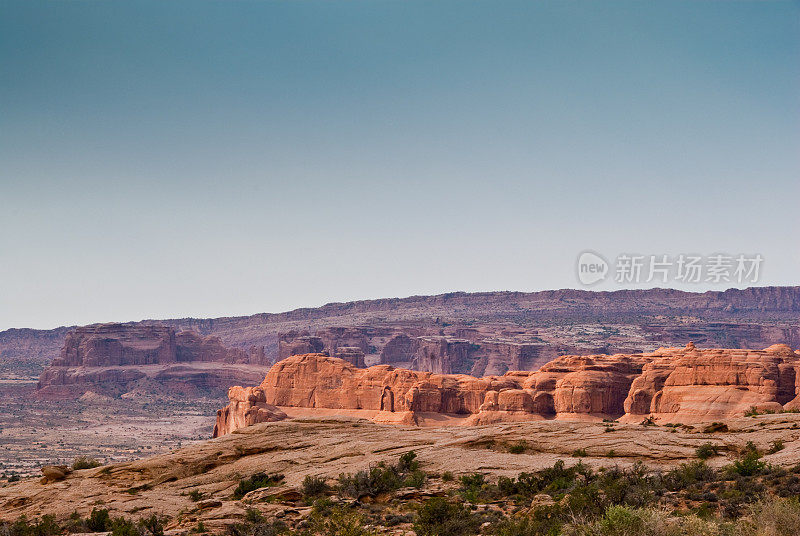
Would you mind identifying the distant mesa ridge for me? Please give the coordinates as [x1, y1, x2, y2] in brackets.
[14, 286, 800, 400]
[213, 343, 800, 437]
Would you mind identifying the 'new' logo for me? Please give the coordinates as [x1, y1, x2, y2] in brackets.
[576, 251, 609, 285]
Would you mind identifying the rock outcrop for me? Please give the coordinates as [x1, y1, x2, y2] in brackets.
[379, 334, 418, 365]
[621, 343, 800, 422]
[334, 347, 366, 368]
[38, 324, 271, 399]
[411, 336, 476, 374]
[212, 386, 287, 437]
[214, 344, 800, 436]
[278, 328, 373, 362]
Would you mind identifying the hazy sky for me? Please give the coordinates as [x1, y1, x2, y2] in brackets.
[2, 1, 799, 330]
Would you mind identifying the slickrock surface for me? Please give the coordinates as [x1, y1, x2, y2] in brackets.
[215, 344, 800, 436]
[3, 415, 800, 530]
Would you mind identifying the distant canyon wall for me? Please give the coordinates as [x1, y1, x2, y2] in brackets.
[37, 324, 271, 399]
[213, 343, 800, 436]
[5, 286, 800, 377]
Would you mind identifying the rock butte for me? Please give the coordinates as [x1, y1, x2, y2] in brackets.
[37, 323, 271, 399]
[214, 343, 800, 436]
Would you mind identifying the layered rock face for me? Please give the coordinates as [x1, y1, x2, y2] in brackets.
[410, 337, 476, 374]
[214, 344, 800, 436]
[38, 324, 270, 399]
[5, 287, 800, 379]
[278, 329, 557, 376]
[212, 386, 287, 437]
[334, 347, 366, 368]
[54, 324, 177, 367]
[379, 334, 418, 365]
[472, 340, 555, 376]
[278, 328, 373, 361]
[621, 343, 800, 421]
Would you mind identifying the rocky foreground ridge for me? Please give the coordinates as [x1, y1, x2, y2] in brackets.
[214, 343, 800, 436]
[4, 415, 800, 530]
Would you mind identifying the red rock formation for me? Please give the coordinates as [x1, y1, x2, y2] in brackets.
[277, 332, 325, 360]
[214, 352, 647, 435]
[277, 328, 373, 363]
[334, 347, 366, 368]
[212, 386, 287, 437]
[411, 337, 476, 374]
[38, 324, 270, 399]
[54, 324, 177, 367]
[621, 343, 800, 422]
[214, 344, 800, 436]
[176, 330, 269, 365]
[533, 354, 649, 420]
[379, 334, 418, 365]
[470, 339, 553, 376]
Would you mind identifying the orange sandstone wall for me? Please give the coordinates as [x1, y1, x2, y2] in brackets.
[213, 344, 800, 437]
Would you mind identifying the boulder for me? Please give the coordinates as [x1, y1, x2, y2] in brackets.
[40, 465, 72, 484]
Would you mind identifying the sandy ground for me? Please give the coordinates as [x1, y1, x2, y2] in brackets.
[0, 383, 217, 478]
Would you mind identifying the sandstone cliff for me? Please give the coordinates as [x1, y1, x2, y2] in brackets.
[38, 324, 270, 399]
[214, 344, 800, 436]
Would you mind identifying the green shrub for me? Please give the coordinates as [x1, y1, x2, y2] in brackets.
[508, 441, 529, 454]
[301, 475, 330, 498]
[728, 451, 766, 477]
[233, 472, 285, 499]
[3, 515, 61, 536]
[384, 512, 414, 527]
[188, 489, 204, 501]
[227, 515, 288, 536]
[398, 450, 419, 472]
[109, 517, 139, 536]
[741, 497, 800, 536]
[87, 508, 111, 532]
[72, 456, 102, 470]
[138, 514, 165, 536]
[414, 497, 479, 536]
[337, 464, 402, 498]
[405, 469, 426, 489]
[459, 473, 489, 502]
[703, 422, 729, 433]
[695, 443, 719, 460]
[487, 511, 564, 536]
[571, 448, 588, 458]
[594, 463, 655, 508]
[315, 507, 374, 536]
[664, 461, 716, 491]
[337, 451, 423, 498]
[441, 471, 454, 482]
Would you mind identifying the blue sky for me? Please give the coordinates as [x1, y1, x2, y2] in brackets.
[1, 1, 799, 329]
